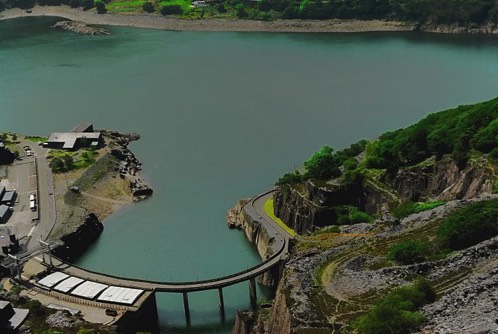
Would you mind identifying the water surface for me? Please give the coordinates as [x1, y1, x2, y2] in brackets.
[1, 17, 498, 332]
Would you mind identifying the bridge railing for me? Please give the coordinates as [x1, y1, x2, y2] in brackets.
[50, 237, 285, 288]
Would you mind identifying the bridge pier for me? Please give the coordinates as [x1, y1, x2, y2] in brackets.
[218, 287, 225, 321]
[249, 277, 257, 309]
[183, 292, 191, 326]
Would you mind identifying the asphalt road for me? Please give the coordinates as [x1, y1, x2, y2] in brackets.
[23, 141, 56, 250]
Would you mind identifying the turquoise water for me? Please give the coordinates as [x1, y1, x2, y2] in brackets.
[1, 17, 498, 332]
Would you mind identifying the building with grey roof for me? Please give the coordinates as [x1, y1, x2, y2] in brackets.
[46, 122, 102, 150]
[0, 205, 12, 224]
[1, 191, 16, 206]
[0, 300, 29, 334]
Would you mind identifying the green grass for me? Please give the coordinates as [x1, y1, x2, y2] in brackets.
[25, 136, 48, 142]
[264, 198, 297, 237]
[160, 0, 191, 13]
[106, 0, 145, 11]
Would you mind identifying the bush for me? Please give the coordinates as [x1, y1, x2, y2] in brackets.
[95, 0, 106, 13]
[142, 1, 154, 12]
[388, 240, 428, 265]
[216, 3, 227, 12]
[354, 278, 435, 334]
[437, 198, 498, 250]
[337, 206, 372, 225]
[275, 170, 303, 186]
[81, 0, 94, 10]
[161, 4, 183, 15]
[235, 3, 248, 18]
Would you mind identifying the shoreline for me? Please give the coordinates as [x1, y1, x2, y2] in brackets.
[0, 5, 416, 33]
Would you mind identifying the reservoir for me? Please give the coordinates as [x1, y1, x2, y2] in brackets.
[1, 17, 498, 333]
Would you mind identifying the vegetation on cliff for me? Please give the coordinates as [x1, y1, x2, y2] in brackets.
[278, 97, 498, 186]
[354, 278, 436, 334]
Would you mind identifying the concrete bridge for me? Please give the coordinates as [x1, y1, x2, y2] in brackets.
[22, 190, 291, 326]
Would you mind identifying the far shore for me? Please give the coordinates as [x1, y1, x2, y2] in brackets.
[0, 5, 416, 33]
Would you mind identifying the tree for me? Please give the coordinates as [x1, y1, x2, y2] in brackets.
[142, 1, 154, 12]
[235, 3, 248, 18]
[388, 240, 427, 265]
[160, 4, 183, 15]
[304, 145, 341, 180]
[49, 157, 65, 173]
[95, 0, 106, 13]
[81, 0, 94, 10]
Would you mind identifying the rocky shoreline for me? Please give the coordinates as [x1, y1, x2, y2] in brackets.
[103, 130, 153, 201]
[51, 20, 110, 35]
[3, 5, 498, 34]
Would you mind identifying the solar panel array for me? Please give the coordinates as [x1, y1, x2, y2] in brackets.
[38, 272, 69, 288]
[97, 286, 144, 305]
[54, 276, 84, 293]
[37, 272, 144, 305]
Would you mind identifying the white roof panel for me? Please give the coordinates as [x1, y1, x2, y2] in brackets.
[54, 276, 84, 293]
[70, 281, 108, 299]
[97, 286, 144, 305]
[38, 272, 69, 288]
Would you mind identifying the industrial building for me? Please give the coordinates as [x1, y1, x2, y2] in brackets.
[46, 122, 102, 150]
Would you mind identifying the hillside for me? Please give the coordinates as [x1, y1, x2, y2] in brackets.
[2, 0, 498, 27]
[236, 98, 498, 333]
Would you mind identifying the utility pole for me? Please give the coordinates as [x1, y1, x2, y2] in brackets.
[38, 240, 53, 267]
[7, 254, 21, 281]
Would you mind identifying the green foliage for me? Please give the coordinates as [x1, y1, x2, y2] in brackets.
[393, 200, 446, 219]
[142, 1, 154, 12]
[364, 98, 498, 171]
[216, 3, 226, 12]
[276, 140, 366, 185]
[354, 278, 435, 334]
[303, 145, 341, 180]
[337, 206, 372, 225]
[275, 170, 303, 185]
[25, 136, 48, 142]
[81, 0, 94, 9]
[95, 0, 106, 13]
[388, 240, 429, 265]
[437, 198, 498, 250]
[161, 3, 182, 14]
[49, 155, 74, 173]
[235, 3, 248, 18]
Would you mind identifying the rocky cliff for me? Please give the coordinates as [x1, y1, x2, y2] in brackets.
[51, 213, 103, 262]
[226, 198, 284, 287]
[273, 155, 495, 234]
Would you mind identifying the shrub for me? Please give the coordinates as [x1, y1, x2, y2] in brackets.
[354, 278, 435, 334]
[142, 1, 155, 12]
[275, 170, 303, 186]
[216, 3, 227, 12]
[161, 4, 183, 15]
[81, 0, 94, 10]
[337, 206, 372, 225]
[388, 240, 428, 265]
[235, 3, 248, 18]
[95, 0, 106, 13]
[437, 198, 498, 250]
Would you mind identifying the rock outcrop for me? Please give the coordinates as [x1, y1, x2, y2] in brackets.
[273, 155, 495, 233]
[226, 199, 284, 287]
[104, 131, 153, 201]
[51, 213, 103, 262]
[51, 21, 110, 35]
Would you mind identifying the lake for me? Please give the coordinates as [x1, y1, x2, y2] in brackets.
[1, 16, 498, 333]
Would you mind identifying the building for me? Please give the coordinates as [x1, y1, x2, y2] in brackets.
[0, 205, 12, 224]
[1, 191, 17, 206]
[46, 122, 102, 150]
[0, 300, 29, 334]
